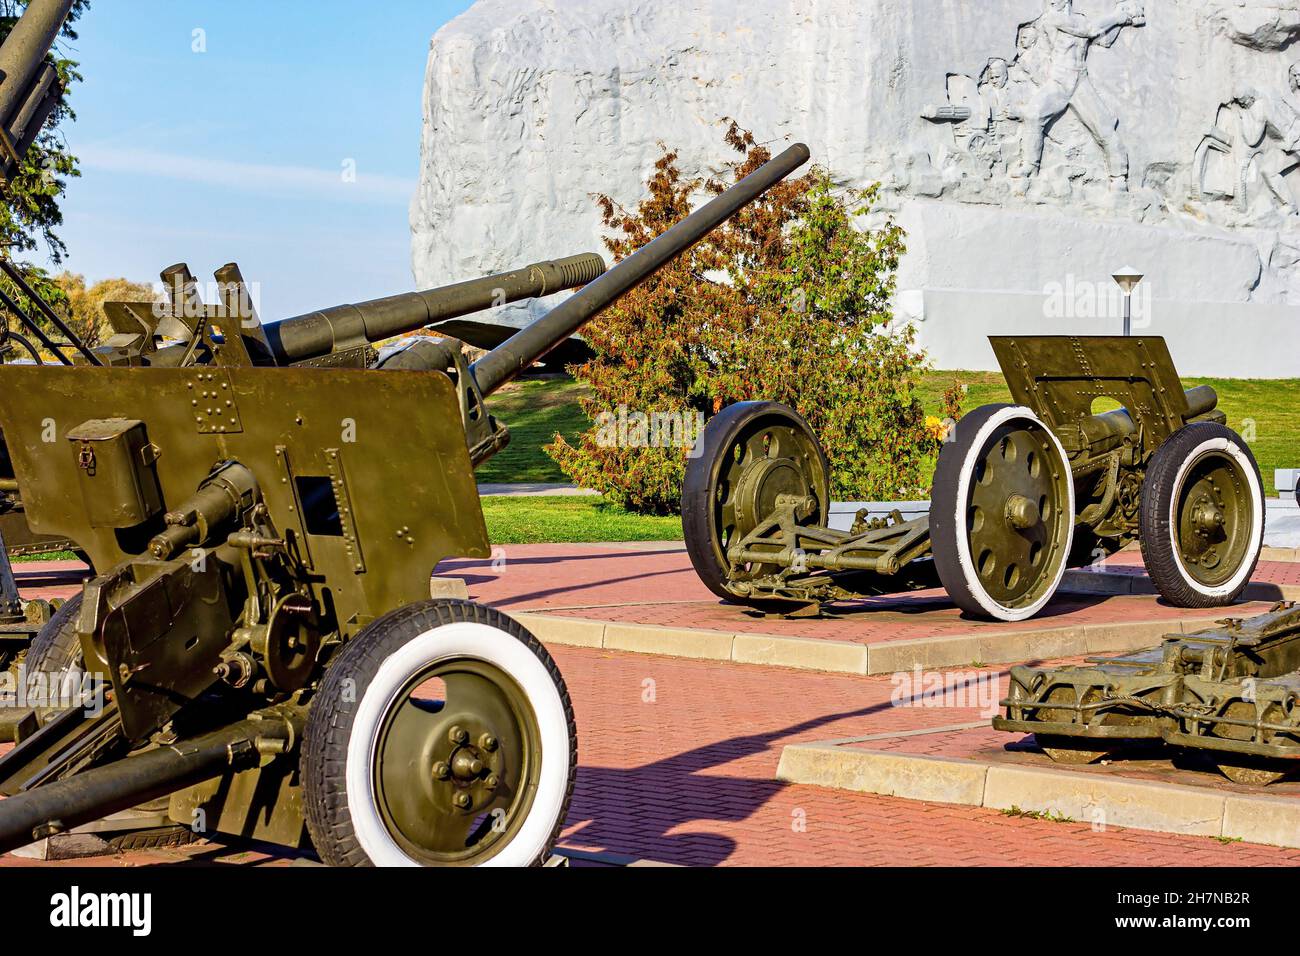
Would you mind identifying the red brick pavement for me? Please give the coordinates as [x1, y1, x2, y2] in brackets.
[550, 647, 1300, 866]
[6, 551, 1299, 867]
[3, 645, 1297, 867]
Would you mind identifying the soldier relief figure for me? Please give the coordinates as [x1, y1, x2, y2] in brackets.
[1194, 63, 1300, 219]
[1011, 0, 1145, 190]
[918, 0, 1146, 197]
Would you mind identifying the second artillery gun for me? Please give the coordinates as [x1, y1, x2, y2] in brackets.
[0, 143, 812, 864]
[684, 336, 1264, 622]
[995, 602, 1300, 786]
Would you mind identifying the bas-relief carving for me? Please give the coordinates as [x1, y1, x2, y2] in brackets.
[915, 0, 1145, 205]
[1193, 64, 1300, 220]
[902, 1, 1300, 266]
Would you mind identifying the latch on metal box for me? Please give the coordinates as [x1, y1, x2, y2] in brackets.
[66, 418, 164, 528]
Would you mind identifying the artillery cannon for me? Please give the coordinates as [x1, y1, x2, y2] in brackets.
[0, 143, 812, 864]
[684, 335, 1264, 622]
[995, 602, 1300, 785]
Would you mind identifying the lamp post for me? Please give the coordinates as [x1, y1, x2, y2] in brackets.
[1112, 266, 1144, 337]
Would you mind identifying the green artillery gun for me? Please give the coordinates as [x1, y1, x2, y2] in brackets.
[995, 602, 1300, 786]
[684, 335, 1264, 622]
[0, 143, 812, 864]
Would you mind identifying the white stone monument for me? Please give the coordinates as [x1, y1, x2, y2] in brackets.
[410, 0, 1300, 377]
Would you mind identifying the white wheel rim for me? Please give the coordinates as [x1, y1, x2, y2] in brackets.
[949, 406, 1076, 622]
[345, 621, 570, 867]
[1167, 437, 1263, 599]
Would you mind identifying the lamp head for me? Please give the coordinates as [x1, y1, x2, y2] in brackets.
[1112, 266, 1144, 296]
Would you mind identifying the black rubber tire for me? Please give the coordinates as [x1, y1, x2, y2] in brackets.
[26, 591, 83, 674]
[1139, 422, 1264, 609]
[107, 824, 201, 853]
[682, 401, 830, 603]
[302, 600, 576, 867]
[931, 404, 1075, 622]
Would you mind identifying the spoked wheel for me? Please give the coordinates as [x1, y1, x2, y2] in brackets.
[303, 600, 576, 867]
[932, 405, 1075, 622]
[1034, 686, 1114, 765]
[1206, 701, 1293, 786]
[682, 401, 830, 605]
[1139, 422, 1263, 608]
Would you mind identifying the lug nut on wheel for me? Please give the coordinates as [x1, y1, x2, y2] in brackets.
[479, 732, 497, 752]
[453, 792, 472, 810]
[449, 725, 469, 746]
[432, 760, 450, 780]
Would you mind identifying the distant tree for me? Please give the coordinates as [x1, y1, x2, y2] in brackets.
[50, 272, 154, 349]
[547, 122, 936, 514]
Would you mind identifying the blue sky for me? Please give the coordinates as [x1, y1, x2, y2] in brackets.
[40, 0, 475, 320]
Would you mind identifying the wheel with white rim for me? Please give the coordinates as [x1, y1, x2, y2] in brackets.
[931, 404, 1075, 622]
[1139, 422, 1263, 608]
[303, 600, 576, 867]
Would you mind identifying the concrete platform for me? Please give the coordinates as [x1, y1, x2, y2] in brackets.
[436, 544, 1291, 676]
[777, 721, 1300, 849]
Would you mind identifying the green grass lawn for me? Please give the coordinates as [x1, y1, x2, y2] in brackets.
[481, 495, 683, 544]
[476, 378, 591, 484]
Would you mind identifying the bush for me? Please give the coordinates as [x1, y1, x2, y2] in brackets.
[547, 123, 937, 513]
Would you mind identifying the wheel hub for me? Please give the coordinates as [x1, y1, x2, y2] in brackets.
[1175, 455, 1252, 586]
[373, 659, 537, 863]
[1004, 494, 1041, 530]
[1191, 494, 1225, 536]
[733, 456, 809, 530]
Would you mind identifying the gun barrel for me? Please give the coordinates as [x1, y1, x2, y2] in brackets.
[0, 709, 301, 856]
[1184, 384, 1218, 419]
[1081, 385, 1221, 453]
[470, 142, 812, 398]
[264, 253, 607, 365]
[0, 0, 73, 176]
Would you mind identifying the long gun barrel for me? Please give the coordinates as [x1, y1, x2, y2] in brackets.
[133, 252, 607, 368]
[470, 142, 812, 398]
[0, 709, 302, 856]
[0, 0, 74, 181]
[262, 253, 608, 366]
[1080, 384, 1220, 455]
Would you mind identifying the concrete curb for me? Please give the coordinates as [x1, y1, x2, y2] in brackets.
[775, 741, 1300, 849]
[1261, 547, 1300, 564]
[515, 606, 1217, 676]
[1061, 569, 1300, 602]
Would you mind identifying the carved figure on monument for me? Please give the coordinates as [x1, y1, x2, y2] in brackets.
[1010, 20, 1049, 89]
[920, 58, 1027, 180]
[1010, 0, 1146, 191]
[979, 58, 1021, 171]
[1193, 64, 1300, 218]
